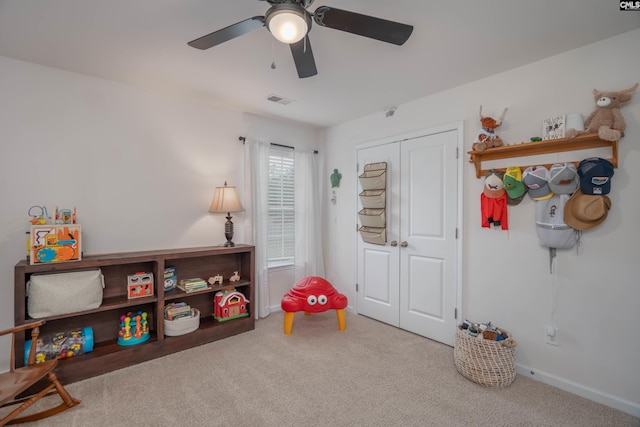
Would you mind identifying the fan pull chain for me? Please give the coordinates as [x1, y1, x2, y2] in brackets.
[271, 38, 276, 69]
[303, 10, 308, 53]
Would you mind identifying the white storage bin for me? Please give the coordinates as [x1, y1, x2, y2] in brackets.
[164, 309, 200, 336]
[359, 189, 386, 209]
[358, 208, 386, 228]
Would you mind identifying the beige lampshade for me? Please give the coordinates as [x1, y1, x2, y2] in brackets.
[209, 182, 244, 213]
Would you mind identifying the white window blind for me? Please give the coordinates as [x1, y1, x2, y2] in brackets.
[268, 146, 295, 267]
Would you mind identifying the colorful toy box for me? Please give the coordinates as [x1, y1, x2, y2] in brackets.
[127, 272, 154, 299]
[29, 224, 81, 265]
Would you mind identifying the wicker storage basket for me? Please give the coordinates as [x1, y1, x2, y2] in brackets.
[454, 326, 517, 387]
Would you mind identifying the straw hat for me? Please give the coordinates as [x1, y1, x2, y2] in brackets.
[563, 189, 611, 231]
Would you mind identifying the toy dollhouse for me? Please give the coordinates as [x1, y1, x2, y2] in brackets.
[214, 290, 249, 322]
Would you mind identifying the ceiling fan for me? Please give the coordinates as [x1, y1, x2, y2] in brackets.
[187, 0, 413, 79]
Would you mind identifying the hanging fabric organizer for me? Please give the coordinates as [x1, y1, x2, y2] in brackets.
[358, 162, 387, 245]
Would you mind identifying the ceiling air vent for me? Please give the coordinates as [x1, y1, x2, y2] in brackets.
[267, 94, 294, 105]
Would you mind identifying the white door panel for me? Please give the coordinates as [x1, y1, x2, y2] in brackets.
[400, 130, 459, 345]
[357, 125, 461, 346]
[360, 247, 397, 326]
[356, 143, 400, 326]
[407, 144, 445, 238]
[407, 255, 444, 318]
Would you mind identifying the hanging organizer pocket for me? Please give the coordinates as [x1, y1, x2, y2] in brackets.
[358, 162, 387, 245]
[359, 226, 387, 245]
[358, 162, 387, 190]
[359, 189, 386, 209]
[358, 208, 386, 228]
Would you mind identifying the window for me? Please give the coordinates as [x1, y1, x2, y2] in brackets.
[267, 146, 295, 268]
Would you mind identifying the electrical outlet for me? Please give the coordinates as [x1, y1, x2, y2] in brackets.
[545, 326, 560, 346]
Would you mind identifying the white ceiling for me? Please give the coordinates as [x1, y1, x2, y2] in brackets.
[0, 1, 638, 129]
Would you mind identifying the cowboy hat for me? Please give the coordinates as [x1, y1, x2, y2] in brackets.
[564, 189, 611, 231]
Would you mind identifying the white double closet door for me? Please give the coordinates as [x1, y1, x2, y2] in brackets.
[356, 124, 461, 346]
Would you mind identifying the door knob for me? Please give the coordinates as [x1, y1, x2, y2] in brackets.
[390, 240, 398, 247]
[401, 241, 408, 247]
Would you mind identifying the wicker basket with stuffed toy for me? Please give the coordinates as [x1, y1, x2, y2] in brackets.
[454, 326, 517, 387]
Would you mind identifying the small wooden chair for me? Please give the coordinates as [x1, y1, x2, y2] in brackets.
[0, 319, 80, 425]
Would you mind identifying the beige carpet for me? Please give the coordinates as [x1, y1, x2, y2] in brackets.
[5, 311, 638, 427]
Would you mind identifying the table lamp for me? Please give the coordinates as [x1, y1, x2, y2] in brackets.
[209, 181, 244, 247]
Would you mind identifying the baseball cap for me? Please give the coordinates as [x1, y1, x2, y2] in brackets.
[522, 166, 553, 200]
[578, 157, 614, 195]
[503, 166, 527, 205]
[483, 170, 505, 198]
[548, 163, 579, 195]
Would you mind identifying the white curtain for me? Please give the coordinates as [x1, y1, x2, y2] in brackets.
[294, 150, 325, 280]
[243, 139, 270, 318]
[245, 142, 325, 318]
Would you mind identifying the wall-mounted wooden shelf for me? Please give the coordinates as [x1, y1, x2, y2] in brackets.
[468, 133, 618, 178]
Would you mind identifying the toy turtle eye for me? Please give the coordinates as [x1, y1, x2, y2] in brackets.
[307, 295, 317, 305]
[318, 295, 328, 305]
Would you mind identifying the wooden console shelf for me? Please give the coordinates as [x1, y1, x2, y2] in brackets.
[468, 133, 618, 178]
[14, 245, 254, 386]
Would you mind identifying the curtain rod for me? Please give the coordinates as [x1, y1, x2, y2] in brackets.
[238, 136, 318, 154]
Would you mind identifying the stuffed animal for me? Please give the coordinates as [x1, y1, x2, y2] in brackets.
[472, 106, 508, 152]
[565, 83, 638, 141]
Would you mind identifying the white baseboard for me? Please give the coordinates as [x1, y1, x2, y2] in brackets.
[516, 363, 640, 418]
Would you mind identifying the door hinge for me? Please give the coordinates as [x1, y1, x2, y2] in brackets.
[455, 228, 459, 239]
[454, 308, 458, 319]
[356, 283, 359, 292]
[456, 147, 459, 159]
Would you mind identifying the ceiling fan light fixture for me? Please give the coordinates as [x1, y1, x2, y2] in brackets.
[266, 5, 309, 44]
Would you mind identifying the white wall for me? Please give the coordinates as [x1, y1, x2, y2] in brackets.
[321, 29, 640, 415]
[0, 56, 318, 367]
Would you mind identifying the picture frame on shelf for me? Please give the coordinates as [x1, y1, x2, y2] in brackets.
[542, 115, 566, 140]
